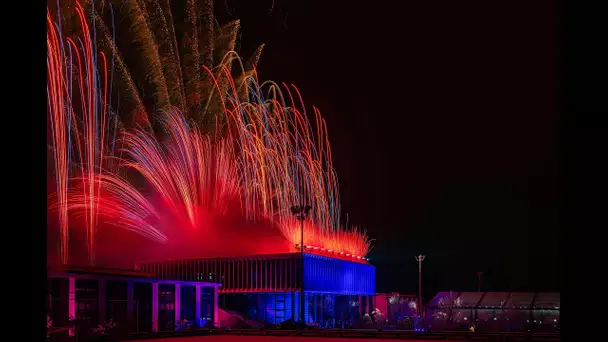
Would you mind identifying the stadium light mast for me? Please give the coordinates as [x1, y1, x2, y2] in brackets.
[291, 204, 312, 325]
[415, 255, 426, 320]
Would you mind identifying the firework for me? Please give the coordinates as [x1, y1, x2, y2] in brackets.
[47, 0, 372, 265]
[47, 9, 71, 264]
[48, 0, 121, 265]
[64, 96, 371, 258]
[117, 107, 241, 228]
[76, 0, 262, 130]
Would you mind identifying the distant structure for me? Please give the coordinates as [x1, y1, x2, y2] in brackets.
[425, 292, 560, 333]
[374, 293, 418, 321]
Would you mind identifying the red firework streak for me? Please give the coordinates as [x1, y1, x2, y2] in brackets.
[47, 10, 70, 264]
[48, 2, 371, 263]
[48, 1, 117, 265]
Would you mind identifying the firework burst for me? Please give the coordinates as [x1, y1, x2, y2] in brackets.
[47, 0, 372, 265]
[47, 9, 71, 264]
[48, 0, 122, 265]
[74, 0, 263, 130]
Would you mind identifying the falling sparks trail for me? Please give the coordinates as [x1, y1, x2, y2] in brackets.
[47, 1, 371, 265]
[48, 1, 119, 265]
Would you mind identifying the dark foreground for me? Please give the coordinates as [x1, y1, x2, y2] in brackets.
[132, 336, 459, 342]
[124, 329, 560, 342]
[48, 328, 560, 342]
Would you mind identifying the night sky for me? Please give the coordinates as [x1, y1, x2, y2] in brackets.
[217, 0, 560, 299]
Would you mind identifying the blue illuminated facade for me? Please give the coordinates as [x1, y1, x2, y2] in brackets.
[236, 291, 369, 326]
[139, 252, 376, 326]
[303, 253, 375, 295]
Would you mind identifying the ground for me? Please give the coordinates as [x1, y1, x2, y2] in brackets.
[130, 335, 460, 342]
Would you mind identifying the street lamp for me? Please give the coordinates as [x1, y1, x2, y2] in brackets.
[291, 204, 312, 325]
[415, 255, 425, 322]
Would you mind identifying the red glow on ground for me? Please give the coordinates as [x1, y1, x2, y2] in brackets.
[135, 336, 462, 342]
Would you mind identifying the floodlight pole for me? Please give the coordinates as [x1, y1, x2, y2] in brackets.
[292, 204, 311, 326]
[415, 255, 426, 321]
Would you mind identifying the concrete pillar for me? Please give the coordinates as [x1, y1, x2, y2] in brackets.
[68, 277, 76, 337]
[195, 285, 201, 328]
[294, 292, 299, 322]
[174, 284, 181, 323]
[213, 286, 219, 327]
[257, 294, 261, 321]
[360, 296, 365, 315]
[358, 295, 363, 316]
[315, 295, 319, 323]
[127, 282, 134, 331]
[361, 295, 366, 315]
[304, 293, 308, 323]
[332, 295, 336, 326]
[310, 294, 315, 323]
[98, 279, 106, 324]
[152, 283, 158, 332]
[372, 295, 376, 312]
[291, 293, 295, 321]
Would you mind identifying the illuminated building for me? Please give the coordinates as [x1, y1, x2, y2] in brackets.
[47, 265, 221, 334]
[138, 251, 376, 326]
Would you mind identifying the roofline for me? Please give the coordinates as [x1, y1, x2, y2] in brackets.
[136, 252, 375, 267]
[424, 306, 560, 310]
[136, 252, 299, 264]
[427, 291, 559, 309]
[48, 270, 221, 288]
[48, 264, 152, 277]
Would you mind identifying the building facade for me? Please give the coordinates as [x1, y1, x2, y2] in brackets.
[138, 252, 376, 326]
[47, 265, 221, 335]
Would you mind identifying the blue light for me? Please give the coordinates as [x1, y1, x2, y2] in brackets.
[303, 254, 375, 295]
[255, 293, 295, 324]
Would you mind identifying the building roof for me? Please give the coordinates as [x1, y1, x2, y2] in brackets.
[427, 292, 560, 309]
[533, 292, 560, 308]
[48, 264, 154, 278]
[506, 292, 536, 309]
[458, 292, 484, 307]
[478, 292, 510, 307]
[136, 252, 372, 268]
[47, 264, 222, 287]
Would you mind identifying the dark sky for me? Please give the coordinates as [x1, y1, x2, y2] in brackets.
[216, 0, 559, 299]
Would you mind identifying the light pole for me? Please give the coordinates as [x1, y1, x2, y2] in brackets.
[291, 204, 311, 325]
[415, 255, 425, 321]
